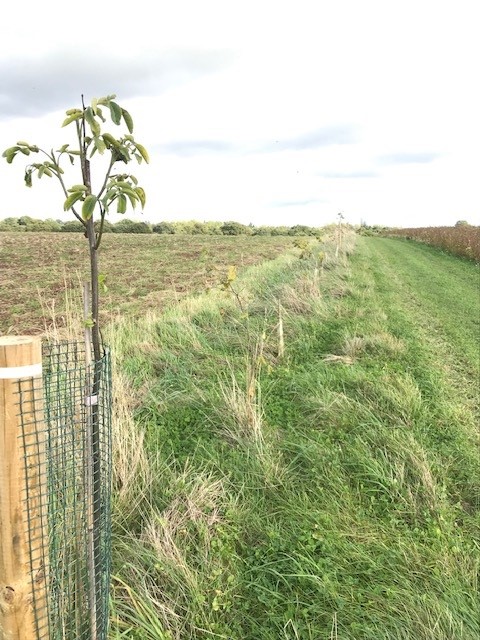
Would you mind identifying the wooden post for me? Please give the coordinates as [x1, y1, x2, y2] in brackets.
[0, 336, 48, 639]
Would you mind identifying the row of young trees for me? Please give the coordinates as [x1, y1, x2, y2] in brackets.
[0, 216, 324, 236]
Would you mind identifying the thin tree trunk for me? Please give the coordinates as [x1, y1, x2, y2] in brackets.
[85, 217, 101, 362]
[84, 208, 103, 639]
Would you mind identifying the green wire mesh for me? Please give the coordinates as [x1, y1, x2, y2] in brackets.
[16, 341, 112, 640]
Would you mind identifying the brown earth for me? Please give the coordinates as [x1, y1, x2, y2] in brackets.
[0, 233, 296, 334]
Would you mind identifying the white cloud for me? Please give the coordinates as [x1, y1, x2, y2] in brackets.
[1, 0, 479, 228]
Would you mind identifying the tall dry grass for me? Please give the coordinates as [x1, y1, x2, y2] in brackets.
[385, 225, 480, 261]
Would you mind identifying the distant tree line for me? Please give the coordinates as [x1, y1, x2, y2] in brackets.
[356, 224, 391, 236]
[0, 216, 324, 236]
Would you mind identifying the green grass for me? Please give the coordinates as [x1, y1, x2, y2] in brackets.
[107, 234, 479, 639]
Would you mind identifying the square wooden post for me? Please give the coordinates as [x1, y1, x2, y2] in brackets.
[0, 336, 48, 639]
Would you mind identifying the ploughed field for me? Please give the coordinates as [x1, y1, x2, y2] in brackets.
[0, 233, 296, 334]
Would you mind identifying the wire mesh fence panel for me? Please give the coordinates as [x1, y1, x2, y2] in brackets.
[17, 372, 50, 640]
[15, 341, 112, 640]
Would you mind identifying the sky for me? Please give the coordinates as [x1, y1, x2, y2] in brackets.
[0, 0, 478, 229]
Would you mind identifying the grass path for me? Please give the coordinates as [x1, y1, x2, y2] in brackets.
[360, 237, 479, 381]
[110, 235, 479, 639]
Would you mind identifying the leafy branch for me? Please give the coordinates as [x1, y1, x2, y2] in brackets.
[2, 93, 149, 353]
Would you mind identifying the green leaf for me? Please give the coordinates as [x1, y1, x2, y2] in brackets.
[82, 194, 98, 220]
[126, 188, 140, 204]
[103, 187, 117, 203]
[3, 146, 19, 163]
[109, 101, 122, 125]
[113, 146, 130, 164]
[102, 133, 118, 149]
[85, 107, 101, 136]
[45, 161, 63, 174]
[98, 273, 108, 292]
[115, 180, 136, 189]
[124, 189, 138, 209]
[64, 191, 84, 211]
[43, 167, 53, 177]
[134, 143, 149, 163]
[68, 184, 88, 193]
[97, 94, 116, 106]
[24, 169, 33, 188]
[57, 144, 69, 153]
[62, 112, 83, 127]
[94, 135, 107, 154]
[117, 193, 127, 214]
[134, 186, 146, 209]
[19, 147, 30, 156]
[122, 109, 134, 133]
[38, 165, 45, 178]
[96, 106, 106, 122]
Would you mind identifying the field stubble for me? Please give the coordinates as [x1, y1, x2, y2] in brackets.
[0, 233, 296, 334]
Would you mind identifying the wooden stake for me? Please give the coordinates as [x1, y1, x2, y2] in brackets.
[0, 336, 48, 639]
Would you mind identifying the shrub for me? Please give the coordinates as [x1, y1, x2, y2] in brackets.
[152, 221, 176, 234]
[113, 219, 152, 233]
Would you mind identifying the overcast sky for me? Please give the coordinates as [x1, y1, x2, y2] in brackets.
[1, 0, 478, 228]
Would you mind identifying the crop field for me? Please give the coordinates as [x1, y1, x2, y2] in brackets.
[0, 232, 297, 334]
[385, 225, 480, 261]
